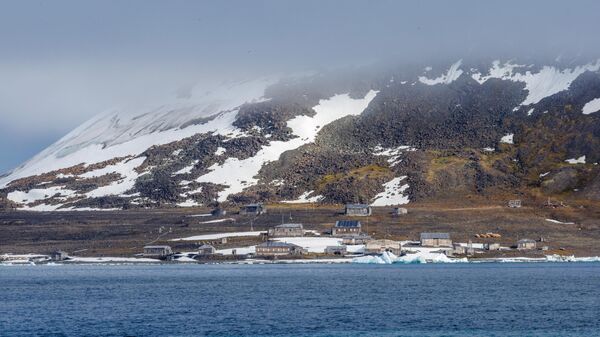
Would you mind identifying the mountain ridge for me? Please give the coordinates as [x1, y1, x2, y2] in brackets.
[2, 58, 600, 211]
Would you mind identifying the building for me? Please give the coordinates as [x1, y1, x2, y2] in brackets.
[324, 246, 347, 255]
[211, 208, 227, 216]
[342, 234, 372, 245]
[365, 239, 402, 255]
[240, 203, 266, 215]
[517, 239, 536, 250]
[268, 223, 304, 237]
[197, 237, 228, 246]
[143, 245, 173, 258]
[484, 242, 501, 251]
[344, 204, 372, 216]
[420, 233, 452, 247]
[508, 199, 522, 208]
[50, 250, 69, 261]
[451, 243, 466, 255]
[332, 220, 362, 236]
[198, 244, 216, 255]
[255, 241, 306, 256]
[393, 207, 408, 216]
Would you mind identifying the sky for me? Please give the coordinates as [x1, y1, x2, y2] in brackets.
[1, 0, 600, 174]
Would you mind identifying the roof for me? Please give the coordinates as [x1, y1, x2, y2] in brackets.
[367, 239, 401, 246]
[143, 245, 171, 249]
[518, 239, 536, 243]
[256, 241, 300, 248]
[275, 223, 303, 229]
[345, 204, 370, 209]
[342, 234, 371, 239]
[420, 233, 450, 240]
[335, 220, 361, 228]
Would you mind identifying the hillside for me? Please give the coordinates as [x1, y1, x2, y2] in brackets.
[2, 58, 600, 211]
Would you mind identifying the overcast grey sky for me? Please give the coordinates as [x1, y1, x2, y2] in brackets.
[1, 0, 600, 173]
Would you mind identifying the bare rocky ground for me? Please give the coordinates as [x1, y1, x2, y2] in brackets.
[1, 197, 599, 258]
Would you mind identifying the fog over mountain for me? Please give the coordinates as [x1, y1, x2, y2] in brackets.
[2, 1, 600, 212]
[2, 0, 600, 173]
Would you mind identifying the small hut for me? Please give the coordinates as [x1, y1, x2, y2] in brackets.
[268, 224, 304, 237]
[324, 246, 347, 255]
[344, 204, 372, 216]
[143, 245, 173, 258]
[508, 200, 522, 208]
[240, 203, 266, 215]
[198, 244, 216, 255]
[484, 243, 501, 251]
[211, 208, 227, 216]
[420, 233, 452, 247]
[50, 250, 69, 261]
[517, 239, 536, 250]
[365, 239, 402, 255]
[393, 207, 408, 216]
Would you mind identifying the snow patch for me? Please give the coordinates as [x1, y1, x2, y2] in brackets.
[418, 60, 463, 85]
[471, 60, 600, 106]
[8, 186, 76, 204]
[214, 147, 226, 155]
[370, 176, 409, 206]
[281, 190, 324, 204]
[546, 218, 575, 225]
[0, 78, 276, 188]
[84, 157, 146, 198]
[196, 90, 379, 201]
[171, 231, 265, 241]
[500, 133, 514, 144]
[373, 145, 415, 166]
[198, 218, 235, 224]
[174, 160, 198, 175]
[582, 97, 600, 115]
[565, 156, 586, 164]
[177, 199, 201, 207]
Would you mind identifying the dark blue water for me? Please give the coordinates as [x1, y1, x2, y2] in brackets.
[1, 263, 600, 337]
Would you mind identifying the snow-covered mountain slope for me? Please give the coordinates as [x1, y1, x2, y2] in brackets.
[0, 78, 275, 186]
[2, 58, 600, 211]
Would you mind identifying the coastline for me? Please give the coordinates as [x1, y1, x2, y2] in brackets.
[2, 253, 600, 266]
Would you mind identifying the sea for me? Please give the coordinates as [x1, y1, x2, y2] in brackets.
[1, 263, 600, 337]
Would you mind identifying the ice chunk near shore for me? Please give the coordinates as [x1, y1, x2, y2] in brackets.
[353, 251, 467, 264]
[545, 255, 600, 262]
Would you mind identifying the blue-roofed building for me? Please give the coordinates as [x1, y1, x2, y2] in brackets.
[345, 204, 372, 216]
[332, 220, 362, 236]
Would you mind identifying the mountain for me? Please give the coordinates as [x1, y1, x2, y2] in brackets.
[2, 58, 600, 211]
